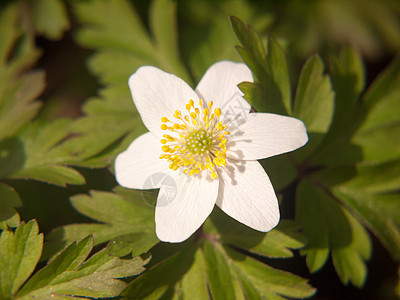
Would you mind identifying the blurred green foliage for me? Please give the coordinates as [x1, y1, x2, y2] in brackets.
[0, 0, 399, 299]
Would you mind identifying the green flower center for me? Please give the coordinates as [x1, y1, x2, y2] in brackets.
[185, 129, 213, 154]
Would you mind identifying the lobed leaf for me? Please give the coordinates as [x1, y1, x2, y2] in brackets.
[296, 179, 372, 286]
[30, 0, 70, 40]
[207, 207, 306, 259]
[0, 183, 22, 230]
[122, 236, 315, 299]
[0, 220, 43, 298]
[17, 236, 148, 299]
[231, 16, 291, 115]
[292, 55, 335, 159]
[68, 0, 190, 167]
[44, 188, 158, 259]
[3, 119, 85, 186]
[334, 187, 400, 261]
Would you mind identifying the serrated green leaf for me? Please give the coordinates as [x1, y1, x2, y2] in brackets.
[30, 0, 70, 40]
[265, 39, 292, 114]
[64, 86, 146, 167]
[44, 188, 158, 259]
[296, 179, 349, 272]
[363, 54, 400, 109]
[309, 51, 400, 167]
[335, 159, 400, 194]
[330, 47, 365, 125]
[0, 70, 43, 141]
[231, 16, 291, 115]
[353, 121, 400, 163]
[73, 0, 189, 79]
[68, 0, 190, 167]
[0, 4, 41, 83]
[358, 89, 400, 132]
[180, 247, 208, 300]
[260, 155, 298, 191]
[296, 179, 372, 287]
[123, 234, 314, 300]
[185, 1, 264, 82]
[204, 241, 236, 300]
[0, 4, 42, 140]
[270, 0, 400, 59]
[4, 119, 85, 186]
[352, 89, 400, 163]
[150, 0, 189, 82]
[18, 236, 147, 299]
[293, 55, 334, 158]
[121, 243, 195, 299]
[0, 220, 43, 298]
[207, 207, 306, 259]
[0, 183, 22, 230]
[334, 187, 400, 261]
[331, 209, 371, 287]
[223, 245, 316, 299]
[74, 0, 155, 59]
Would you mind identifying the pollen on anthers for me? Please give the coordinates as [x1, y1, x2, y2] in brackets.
[159, 99, 230, 180]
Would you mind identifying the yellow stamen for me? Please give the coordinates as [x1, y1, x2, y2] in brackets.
[159, 99, 229, 180]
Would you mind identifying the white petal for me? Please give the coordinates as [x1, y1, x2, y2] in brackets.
[227, 113, 308, 160]
[129, 66, 199, 137]
[195, 61, 252, 119]
[115, 132, 170, 189]
[216, 160, 280, 231]
[156, 173, 219, 242]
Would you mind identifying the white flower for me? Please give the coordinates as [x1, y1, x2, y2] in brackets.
[115, 61, 308, 243]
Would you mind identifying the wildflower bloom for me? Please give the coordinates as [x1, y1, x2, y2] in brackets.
[115, 61, 308, 243]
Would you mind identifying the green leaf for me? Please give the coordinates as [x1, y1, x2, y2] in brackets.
[296, 179, 372, 286]
[331, 209, 372, 287]
[0, 70, 44, 142]
[292, 55, 334, 158]
[17, 236, 148, 299]
[0, 183, 22, 229]
[363, 54, 400, 109]
[269, 0, 400, 58]
[0, 3, 41, 83]
[221, 244, 316, 299]
[68, 0, 190, 167]
[185, 1, 266, 82]
[203, 241, 236, 300]
[0, 220, 43, 298]
[207, 207, 306, 259]
[352, 92, 400, 164]
[0, 4, 42, 140]
[30, 0, 70, 40]
[260, 155, 298, 191]
[230, 16, 291, 115]
[44, 188, 158, 259]
[74, 0, 156, 63]
[330, 47, 365, 127]
[296, 179, 350, 272]
[334, 187, 400, 261]
[64, 86, 146, 168]
[149, 0, 189, 82]
[3, 119, 85, 186]
[180, 246, 209, 299]
[0, 3, 82, 187]
[305, 50, 366, 166]
[121, 243, 196, 299]
[335, 159, 400, 194]
[123, 237, 315, 299]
